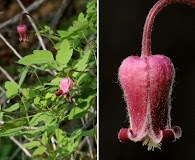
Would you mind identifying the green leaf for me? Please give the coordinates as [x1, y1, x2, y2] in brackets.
[45, 92, 53, 99]
[50, 77, 61, 85]
[51, 94, 57, 101]
[19, 67, 28, 87]
[55, 128, 67, 144]
[18, 50, 54, 66]
[82, 129, 96, 137]
[81, 89, 96, 99]
[53, 148, 71, 159]
[3, 118, 26, 130]
[5, 81, 18, 99]
[68, 89, 96, 120]
[41, 132, 48, 146]
[0, 106, 3, 119]
[73, 50, 91, 77]
[71, 129, 82, 139]
[33, 146, 46, 156]
[60, 39, 70, 52]
[0, 127, 23, 137]
[73, 21, 89, 30]
[29, 113, 43, 127]
[29, 112, 54, 127]
[77, 73, 90, 85]
[34, 96, 40, 104]
[66, 129, 82, 152]
[4, 103, 20, 112]
[56, 39, 73, 65]
[78, 13, 85, 22]
[23, 141, 41, 149]
[68, 101, 88, 120]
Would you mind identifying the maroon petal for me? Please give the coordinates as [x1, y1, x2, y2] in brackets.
[118, 128, 131, 143]
[56, 90, 63, 96]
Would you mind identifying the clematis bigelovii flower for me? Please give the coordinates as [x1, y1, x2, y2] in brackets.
[17, 25, 28, 42]
[118, 55, 182, 150]
[56, 78, 73, 102]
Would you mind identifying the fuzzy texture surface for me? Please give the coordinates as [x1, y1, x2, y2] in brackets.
[118, 55, 181, 150]
[17, 25, 28, 42]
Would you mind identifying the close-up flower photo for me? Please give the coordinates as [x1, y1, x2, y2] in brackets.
[100, 0, 194, 159]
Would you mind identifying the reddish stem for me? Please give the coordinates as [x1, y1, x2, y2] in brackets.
[141, 0, 195, 57]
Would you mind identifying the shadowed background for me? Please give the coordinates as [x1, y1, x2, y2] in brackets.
[100, 0, 195, 159]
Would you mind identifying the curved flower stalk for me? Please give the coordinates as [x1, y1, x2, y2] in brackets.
[118, 0, 195, 150]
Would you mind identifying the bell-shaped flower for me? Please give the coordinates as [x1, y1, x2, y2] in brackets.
[118, 55, 181, 150]
[56, 78, 73, 101]
[17, 25, 28, 42]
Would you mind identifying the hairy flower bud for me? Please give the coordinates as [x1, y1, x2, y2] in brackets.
[118, 55, 181, 150]
[17, 25, 28, 42]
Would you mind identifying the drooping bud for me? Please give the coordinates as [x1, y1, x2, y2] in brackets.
[56, 78, 73, 102]
[117, 0, 195, 150]
[17, 25, 28, 42]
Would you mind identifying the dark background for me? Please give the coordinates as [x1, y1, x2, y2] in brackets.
[100, 0, 195, 159]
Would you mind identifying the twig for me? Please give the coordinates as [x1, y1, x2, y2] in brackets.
[50, 0, 73, 30]
[0, 65, 15, 82]
[78, 137, 87, 150]
[0, 0, 46, 30]
[16, 0, 46, 50]
[71, 154, 76, 160]
[51, 136, 57, 150]
[9, 139, 29, 160]
[0, 33, 22, 59]
[0, 120, 37, 130]
[37, 0, 73, 49]
[10, 136, 32, 157]
[0, 87, 5, 93]
[81, 114, 97, 131]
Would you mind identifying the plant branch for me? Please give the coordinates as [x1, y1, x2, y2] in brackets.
[50, 0, 73, 29]
[0, 65, 15, 82]
[51, 136, 57, 150]
[9, 139, 29, 160]
[10, 136, 32, 157]
[0, 33, 22, 59]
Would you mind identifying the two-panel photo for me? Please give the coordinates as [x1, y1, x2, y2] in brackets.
[0, 0, 194, 159]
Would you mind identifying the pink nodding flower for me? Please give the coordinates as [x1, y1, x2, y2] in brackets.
[56, 78, 73, 101]
[116, 0, 195, 150]
[118, 55, 181, 150]
[17, 25, 28, 42]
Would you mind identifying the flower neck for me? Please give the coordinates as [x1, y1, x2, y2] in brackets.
[141, 0, 195, 57]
